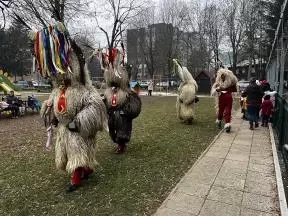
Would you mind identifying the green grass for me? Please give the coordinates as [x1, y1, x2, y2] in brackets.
[0, 96, 219, 216]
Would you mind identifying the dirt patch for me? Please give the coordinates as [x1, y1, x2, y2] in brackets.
[0, 114, 46, 155]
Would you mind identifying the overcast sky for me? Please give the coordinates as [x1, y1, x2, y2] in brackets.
[0, 0, 224, 50]
[69, 0, 218, 48]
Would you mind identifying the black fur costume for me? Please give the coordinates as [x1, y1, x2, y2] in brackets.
[100, 48, 142, 153]
[105, 89, 141, 146]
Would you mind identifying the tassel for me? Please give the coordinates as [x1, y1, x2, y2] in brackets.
[32, 56, 36, 73]
[45, 125, 53, 151]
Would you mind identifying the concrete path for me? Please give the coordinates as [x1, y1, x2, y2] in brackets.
[154, 112, 281, 216]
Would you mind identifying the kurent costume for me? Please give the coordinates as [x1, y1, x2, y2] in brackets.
[173, 59, 199, 124]
[96, 47, 141, 153]
[211, 69, 238, 132]
[31, 23, 107, 192]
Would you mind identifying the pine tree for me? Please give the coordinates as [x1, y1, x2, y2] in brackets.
[0, 19, 31, 81]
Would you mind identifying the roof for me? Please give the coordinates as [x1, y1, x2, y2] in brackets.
[235, 59, 267, 67]
[195, 71, 211, 79]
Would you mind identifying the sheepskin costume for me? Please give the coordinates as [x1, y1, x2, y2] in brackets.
[97, 48, 141, 153]
[173, 59, 199, 124]
[34, 23, 107, 192]
[211, 68, 238, 132]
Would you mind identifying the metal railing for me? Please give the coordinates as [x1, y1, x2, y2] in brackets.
[273, 94, 288, 169]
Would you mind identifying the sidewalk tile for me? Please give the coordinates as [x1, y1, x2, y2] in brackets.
[244, 180, 277, 197]
[230, 144, 251, 153]
[226, 151, 250, 162]
[176, 183, 210, 198]
[199, 200, 241, 216]
[240, 208, 279, 216]
[207, 185, 243, 205]
[246, 170, 276, 185]
[248, 162, 274, 175]
[155, 207, 196, 216]
[205, 147, 230, 158]
[249, 156, 274, 166]
[222, 159, 248, 171]
[214, 175, 245, 190]
[165, 192, 205, 215]
[242, 192, 279, 213]
[217, 167, 247, 180]
[185, 169, 218, 185]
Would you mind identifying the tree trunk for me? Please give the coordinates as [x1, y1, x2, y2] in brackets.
[233, 51, 237, 73]
[248, 55, 252, 80]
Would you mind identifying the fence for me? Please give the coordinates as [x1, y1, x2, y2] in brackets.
[273, 95, 288, 170]
[91, 75, 181, 95]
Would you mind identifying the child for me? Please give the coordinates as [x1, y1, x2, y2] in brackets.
[260, 95, 274, 127]
[240, 92, 247, 120]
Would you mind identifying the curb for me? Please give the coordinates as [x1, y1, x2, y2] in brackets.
[269, 124, 288, 216]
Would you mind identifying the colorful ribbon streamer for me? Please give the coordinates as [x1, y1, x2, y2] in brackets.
[33, 23, 71, 77]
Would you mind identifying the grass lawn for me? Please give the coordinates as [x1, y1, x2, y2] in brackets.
[0, 96, 220, 216]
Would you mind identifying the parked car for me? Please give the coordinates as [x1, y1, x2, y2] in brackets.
[156, 81, 180, 87]
[14, 80, 29, 89]
[237, 80, 250, 92]
[32, 81, 51, 88]
[138, 80, 149, 88]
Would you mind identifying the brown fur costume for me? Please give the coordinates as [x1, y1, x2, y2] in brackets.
[35, 24, 107, 191]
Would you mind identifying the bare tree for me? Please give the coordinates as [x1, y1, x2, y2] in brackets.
[159, 0, 190, 80]
[96, 0, 145, 51]
[0, 0, 13, 29]
[184, 1, 211, 75]
[224, 0, 246, 73]
[203, 3, 225, 71]
[242, 0, 260, 79]
[10, 0, 91, 28]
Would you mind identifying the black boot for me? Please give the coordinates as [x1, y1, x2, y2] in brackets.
[67, 184, 80, 192]
[216, 120, 222, 129]
[249, 122, 254, 130]
[116, 143, 126, 154]
[255, 122, 259, 128]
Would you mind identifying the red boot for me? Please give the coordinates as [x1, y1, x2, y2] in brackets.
[82, 167, 93, 180]
[116, 143, 126, 154]
[67, 167, 83, 192]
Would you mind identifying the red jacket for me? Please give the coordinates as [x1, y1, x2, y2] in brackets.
[261, 99, 273, 116]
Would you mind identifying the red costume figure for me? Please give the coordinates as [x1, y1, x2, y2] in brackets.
[211, 69, 238, 133]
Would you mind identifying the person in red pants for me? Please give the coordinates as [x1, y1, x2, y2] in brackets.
[211, 69, 238, 133]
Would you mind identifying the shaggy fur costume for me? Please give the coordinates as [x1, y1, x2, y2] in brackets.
[37, 36, 107, 192]
[41, 51, 107, 173]
[210, 68, 238, 131]
[100, 50, 141, 153]
[173, 59, 198, 123]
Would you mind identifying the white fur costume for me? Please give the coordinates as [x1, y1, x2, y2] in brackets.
[173, 59, 198, 123]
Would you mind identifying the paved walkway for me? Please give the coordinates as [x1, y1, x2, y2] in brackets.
[154, 112, 281, 216]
